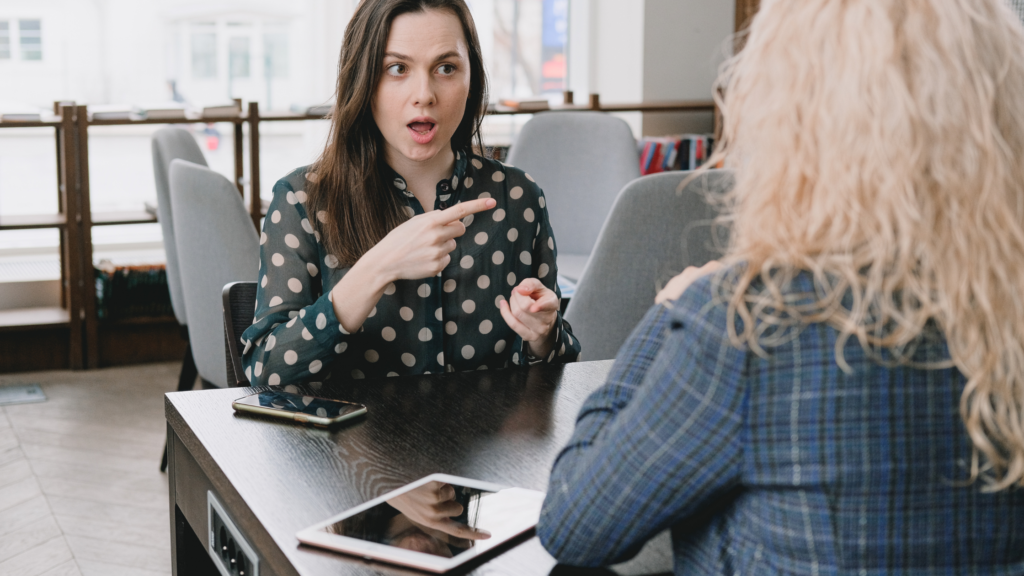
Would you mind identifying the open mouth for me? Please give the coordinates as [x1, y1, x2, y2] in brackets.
[407, 121, 438, 144]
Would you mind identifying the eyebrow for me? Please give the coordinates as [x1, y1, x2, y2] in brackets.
[384, 51, 464, 62]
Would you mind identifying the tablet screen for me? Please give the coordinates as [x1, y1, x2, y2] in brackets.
[317, 481, 497, 558]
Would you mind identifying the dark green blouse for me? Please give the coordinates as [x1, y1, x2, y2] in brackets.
[241, 151, 581, 386]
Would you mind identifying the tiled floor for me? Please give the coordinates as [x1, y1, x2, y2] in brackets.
[0, 362, 182, 576]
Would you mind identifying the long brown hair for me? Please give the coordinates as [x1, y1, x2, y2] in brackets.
[306, 0, 488, 266]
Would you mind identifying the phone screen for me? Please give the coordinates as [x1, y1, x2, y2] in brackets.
[234, 390, 364, 419]
[319, 482, 493, 558]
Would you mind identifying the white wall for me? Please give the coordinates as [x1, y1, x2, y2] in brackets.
[568, 0, 734, 137]
[641, 0, 732, 136]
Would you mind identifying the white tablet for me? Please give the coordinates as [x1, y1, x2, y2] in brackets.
[296, 474, 545, 573]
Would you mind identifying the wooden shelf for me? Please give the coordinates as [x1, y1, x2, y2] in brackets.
[0, 118, 63, 129]
[87, 115, 245, 126]
[0, 213, 66, 230]
[91, 211, 157, 226]
[260, 101, 717, 120]
[486, 99, 716, 115]
[100, 314, 178, 326]
[0, 306, 69, 332]
[259, 112, 329, 122]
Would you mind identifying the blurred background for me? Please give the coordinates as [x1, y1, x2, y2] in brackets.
[0, 0, 575, 307]
[0, 0, 733, 319]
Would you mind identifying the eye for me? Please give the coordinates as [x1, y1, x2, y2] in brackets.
[437, 63, 457, 76]
[385, 63, 406, 76]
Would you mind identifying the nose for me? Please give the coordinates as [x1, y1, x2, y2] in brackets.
[413, 72, 436, 107]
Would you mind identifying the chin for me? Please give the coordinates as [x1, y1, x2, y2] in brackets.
[401, 144, 444, 163]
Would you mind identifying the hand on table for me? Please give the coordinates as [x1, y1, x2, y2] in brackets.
[499, 278, 559, 359]
[386, 481, 491, 542]
[655, 260, 724, 305]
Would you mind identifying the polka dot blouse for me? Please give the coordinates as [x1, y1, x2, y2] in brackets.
[240, 150, 582, 386]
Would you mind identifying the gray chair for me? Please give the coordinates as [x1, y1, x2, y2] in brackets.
[169, 159, 259, 389]
[565, 170, 733, 361]
[506, 111, 641, 281]
[153, 128, 208, 471]
[223, 281, 258, 387]
[153, 127, 208, 330]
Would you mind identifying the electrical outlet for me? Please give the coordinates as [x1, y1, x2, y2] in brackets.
[208, 491, 260, 576]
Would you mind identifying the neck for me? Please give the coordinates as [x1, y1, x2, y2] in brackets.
[385, 145, 456, 212]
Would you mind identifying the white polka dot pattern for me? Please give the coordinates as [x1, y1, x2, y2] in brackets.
[241, 157, 580, 386]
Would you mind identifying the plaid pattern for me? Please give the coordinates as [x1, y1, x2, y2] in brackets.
[538, 270, 1024, 574]
[1009, 0, 1024, 22]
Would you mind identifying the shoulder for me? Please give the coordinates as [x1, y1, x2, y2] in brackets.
[273, 165, 315, 196]
[666, 264, 745, 352]
[268, 166, 316, 221]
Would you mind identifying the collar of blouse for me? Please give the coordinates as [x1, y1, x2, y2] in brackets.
[384, 148, 470, 215]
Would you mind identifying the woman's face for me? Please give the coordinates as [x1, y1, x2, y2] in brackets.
[373, 9, 471, 166]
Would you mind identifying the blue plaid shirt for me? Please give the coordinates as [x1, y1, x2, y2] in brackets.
[538, 270, 1024, 574]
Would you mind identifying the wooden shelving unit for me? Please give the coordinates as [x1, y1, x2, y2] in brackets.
[0, 104, 83, 371]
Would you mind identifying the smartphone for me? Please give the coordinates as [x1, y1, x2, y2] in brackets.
[232, 389, 367, 427]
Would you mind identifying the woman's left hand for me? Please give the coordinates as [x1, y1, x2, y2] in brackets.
[499, 278, 559, 359]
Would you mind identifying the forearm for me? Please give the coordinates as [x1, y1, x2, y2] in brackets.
[331, 250, 391, 334]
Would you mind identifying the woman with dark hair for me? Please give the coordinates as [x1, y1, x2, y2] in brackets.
[241, 0, 580, 386]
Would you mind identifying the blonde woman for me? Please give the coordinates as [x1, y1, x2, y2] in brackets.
[537, 0, 1024, 572]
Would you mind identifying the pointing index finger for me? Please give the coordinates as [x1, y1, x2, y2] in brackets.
[435, 198, 496, 225]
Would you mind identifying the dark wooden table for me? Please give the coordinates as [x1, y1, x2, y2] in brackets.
[165, 360, 673, 576]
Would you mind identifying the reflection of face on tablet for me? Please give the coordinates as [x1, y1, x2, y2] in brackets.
[320, 483, 487, 558]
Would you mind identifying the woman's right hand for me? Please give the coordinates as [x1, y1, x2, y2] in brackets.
[331, 197, 495, 334]
[370, 197, 496, 282]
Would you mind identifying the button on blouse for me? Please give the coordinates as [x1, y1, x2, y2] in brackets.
[241, 150, 581, 386]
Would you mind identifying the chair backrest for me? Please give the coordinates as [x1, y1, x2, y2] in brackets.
[506, 111, 641, 259]
[152, 127, 208, 327]
[223, 281, 258, 387]
[169, 159, 258, 388]
[564, 170, 733, 361]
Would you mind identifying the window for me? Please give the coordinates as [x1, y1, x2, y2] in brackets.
[18, 19, 41, 61]
[191, 24, 217, 78]
[263, 24, 288, 79]
[229, 36, 250, 79]
[474, 0, 569, 100]
[0, 21, 9, 60]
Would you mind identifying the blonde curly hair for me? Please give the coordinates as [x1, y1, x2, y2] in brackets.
[708, 0, 1024, 490]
